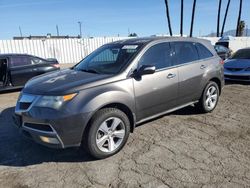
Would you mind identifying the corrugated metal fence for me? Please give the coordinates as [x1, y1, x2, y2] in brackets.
[0, 37, 129, 64]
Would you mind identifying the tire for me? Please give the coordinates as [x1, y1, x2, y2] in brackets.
[84, 108, 130, 159]
[196, 81, 220, 113]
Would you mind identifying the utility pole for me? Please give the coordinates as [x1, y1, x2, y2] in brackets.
[78, 21, 82, 38]
[19, 26, 23, 37]
[128, 28, 130, 36]
[56, 25, 59, 36]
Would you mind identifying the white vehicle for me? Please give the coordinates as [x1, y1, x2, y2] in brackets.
[216, 36, 250, 52]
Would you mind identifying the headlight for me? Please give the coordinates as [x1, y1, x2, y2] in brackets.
[35, 93, 77, 109]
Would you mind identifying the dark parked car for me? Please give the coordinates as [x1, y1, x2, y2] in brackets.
[214, 45, 232, 60]
[14, 37, 224, 159]
[224, 48, 250, 82]
[0, 54, 60, 91]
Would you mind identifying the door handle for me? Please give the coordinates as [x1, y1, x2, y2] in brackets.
[167, 73, 176, 79]
[200, 65, 207, 69]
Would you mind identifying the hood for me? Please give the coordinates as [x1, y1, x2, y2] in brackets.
[224, 59, 250, 69]
[23, 69, 113, 95]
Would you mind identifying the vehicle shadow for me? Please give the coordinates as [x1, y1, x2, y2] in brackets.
[0, 104, 209, 167]
[225, 80, 250, 85]
[0, 88, 22, 94]
[136, 105, 201, 128]
[0, 107, 95, 167]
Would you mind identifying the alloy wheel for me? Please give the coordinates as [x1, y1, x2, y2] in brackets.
[205, 85, 218, 110]
[96, 117, 125, 153]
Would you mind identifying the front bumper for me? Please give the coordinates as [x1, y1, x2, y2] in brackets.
[224, 74, 250, 82]
[224, 69, 250, 82]
[14, 93, 92, 149]
[13, 114, 66, 148]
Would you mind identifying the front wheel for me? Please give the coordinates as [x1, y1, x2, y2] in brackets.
[85, 108, 130, 159]
[196, 81, 220, 113]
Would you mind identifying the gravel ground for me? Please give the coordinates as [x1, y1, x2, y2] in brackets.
[0, 68, 250, 188]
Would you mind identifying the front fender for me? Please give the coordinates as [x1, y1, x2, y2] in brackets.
[70, 78, 136, 126]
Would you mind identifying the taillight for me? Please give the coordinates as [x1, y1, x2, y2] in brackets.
[219, 59, 224, 65]
[53, 64, 60, 68]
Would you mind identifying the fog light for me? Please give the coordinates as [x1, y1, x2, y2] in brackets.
[40, 136, 60, 144]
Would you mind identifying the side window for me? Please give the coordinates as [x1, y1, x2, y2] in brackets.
[196, 43, 213, 59]
[173, 42, 199, 65]
[139, 43, 172, 70]
[30, 57, 46, 65]
[11, 56, 31, 67]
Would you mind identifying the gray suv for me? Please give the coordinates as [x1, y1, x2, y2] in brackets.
[14, 37, 224, 159]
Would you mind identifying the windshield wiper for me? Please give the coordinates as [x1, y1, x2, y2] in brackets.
[79, 68, 100, 74]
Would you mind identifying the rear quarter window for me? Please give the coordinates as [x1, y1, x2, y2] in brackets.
[10, 56, 31, 67]
[196, 43, 213, 59]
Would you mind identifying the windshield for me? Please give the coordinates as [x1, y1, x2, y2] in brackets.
[74, 44, 142, 74]
[231, 49, 250, 60]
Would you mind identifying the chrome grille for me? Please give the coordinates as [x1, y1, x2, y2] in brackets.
[226, 68, 244, 72]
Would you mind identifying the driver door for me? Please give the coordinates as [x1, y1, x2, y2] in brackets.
[133, 42, 179, 121]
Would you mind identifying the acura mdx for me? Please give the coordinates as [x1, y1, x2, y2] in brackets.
[14, 37, 224, 159]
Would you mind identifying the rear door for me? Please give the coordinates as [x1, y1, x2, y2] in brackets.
[133, 42, 179, 121]
[171, 42, 212, 105]
[9, 56, 34, 86]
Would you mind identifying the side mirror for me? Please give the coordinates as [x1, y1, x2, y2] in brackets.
[138, 65, 156, 75]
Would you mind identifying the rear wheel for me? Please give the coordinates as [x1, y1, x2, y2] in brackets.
[196, 81, 219, 113]
[85, 108, 130, 159]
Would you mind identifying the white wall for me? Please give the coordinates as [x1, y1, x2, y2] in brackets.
[0, 37, 129, 64]
[201, 37, 220, 45]
[0, 37, 250, 64]
[201, 37, 250, 52]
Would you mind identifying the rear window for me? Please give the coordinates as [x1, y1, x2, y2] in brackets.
[196, 43, 213, 59]
[11, 56, 30, 67]
[30, 57, 47, 65]
[172, 42, 199, 65]
[216, 42, 229, 48]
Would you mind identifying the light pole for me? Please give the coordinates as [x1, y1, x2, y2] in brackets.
[19, 26, 23, 37]
[78, 21, 82, 38]
[56, 25, 59, 36]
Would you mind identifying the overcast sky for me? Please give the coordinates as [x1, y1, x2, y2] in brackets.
[0, 0, 249, 39]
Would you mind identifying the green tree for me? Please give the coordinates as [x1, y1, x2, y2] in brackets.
[221, 0, 231, 37]
[217, 0, 222, 37]
[236, 0, 243, 36]
[238, 20, 245, 37]
[164, 0, 173, 36]
[128, 33, 138, 37]
[190, 0, 197, 37]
